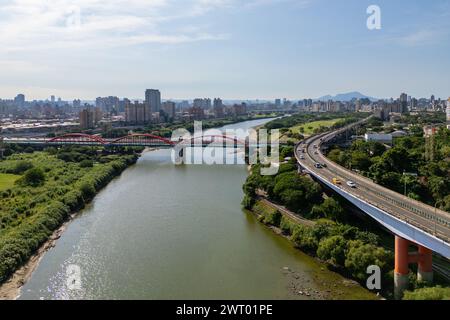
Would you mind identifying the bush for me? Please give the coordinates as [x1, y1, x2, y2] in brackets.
[317, 235, 347, 266]
[80, 182, 96, 199]
[403, 286, 450, 300]
[280, 216, 294, 235]
[311, 197, 345, 221]
[272, 172, 322, 212]
[344, 240, 391, 282]
[241, 194, 255, 209]
[291, 225, 318, 253]
[12, 161, 33, 174]
[80, 160, 94, 168]
[263, 210, 282, 227]
[280, 146, 294, 159]
[18, 168, 45, 187]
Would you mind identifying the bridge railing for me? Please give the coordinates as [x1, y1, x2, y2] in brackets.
[317, 137, 450, 228]
[298, 151, 450, 244]
[297, 118, 450, 243]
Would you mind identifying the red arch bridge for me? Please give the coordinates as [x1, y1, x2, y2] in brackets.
[2, 133, 273, 149]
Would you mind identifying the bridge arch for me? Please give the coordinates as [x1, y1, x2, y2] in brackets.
[110, 134, 175, 146]
[179, 134, 247, 146]
[47, 133, 106, 144]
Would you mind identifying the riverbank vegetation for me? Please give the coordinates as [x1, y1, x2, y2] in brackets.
[0, 146, 141, 284]
[243, 154, 395, 297]
[403, 285, 450, 300]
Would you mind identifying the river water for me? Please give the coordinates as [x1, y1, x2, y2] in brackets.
[19, 119, 375, 300]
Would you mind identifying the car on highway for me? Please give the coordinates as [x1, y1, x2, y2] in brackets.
[300, 155, 305, 160]
[314, 163, 322, 169]
[346, 181, 357, 188]
[332, 177, 342, 185]
[314, 151, 319, 155]
[321, 163, 327, 168]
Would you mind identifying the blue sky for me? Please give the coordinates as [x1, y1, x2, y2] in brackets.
[0, 0, 449, 100]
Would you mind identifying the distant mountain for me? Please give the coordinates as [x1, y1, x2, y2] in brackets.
[316, 92, 378, 102]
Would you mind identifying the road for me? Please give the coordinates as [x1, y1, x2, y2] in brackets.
[295, 120, 450, 245]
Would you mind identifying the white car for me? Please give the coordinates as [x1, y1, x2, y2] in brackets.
[346, 181, 357, 188]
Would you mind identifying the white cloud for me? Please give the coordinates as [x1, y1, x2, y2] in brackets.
[398, 29, 442, 47]
[0, 0, 233, 52]
[0, 0, 309, 52]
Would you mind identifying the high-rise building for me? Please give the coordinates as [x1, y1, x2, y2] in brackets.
[399, 93, 408, 113]
[73, 99, 81, 109]
[162, 101, 176, 120]
[410, 98, 418, 110]
[178, 100, 190, 110]
[96, 96, 120, 114]
[14, 94, 25, 108]
[79, 107, 95, 129]
[125, 101, 150, 124]
[213, 98, 224, 118]
[189, 106, 205, 120]
[145, 89, 161, 113]
[275, 99, 281, 107]
[193, 98, 212, 110]
[232, 103, 247, 116]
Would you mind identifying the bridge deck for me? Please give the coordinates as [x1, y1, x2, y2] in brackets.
[295, 118, 450, 258]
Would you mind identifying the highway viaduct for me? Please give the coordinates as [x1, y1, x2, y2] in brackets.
[295, 118, 450, 298]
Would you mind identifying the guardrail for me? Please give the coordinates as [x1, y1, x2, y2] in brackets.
[296, 117, 450, 244]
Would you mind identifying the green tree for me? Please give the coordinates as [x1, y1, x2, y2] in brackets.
[344, 240, 391, 281]
[311, 197, 345, 221]
[12, 161, 33, 174]
[317, 235, 347, 266]
[80, 182, 96, 199]
[80, 160, 94, 168]
[19, 168, 45, 187]
[351, 151, 372, 171]
[291, 225, 318, 253]
[280, 146, 294, 159]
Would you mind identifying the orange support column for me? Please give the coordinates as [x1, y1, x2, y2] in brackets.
[417, 246, 433, 283]
[394, 236, 410, 299]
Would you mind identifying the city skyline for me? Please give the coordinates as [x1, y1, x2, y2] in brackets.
[2, 90, 450, 104]
[1, 0, 450, 100]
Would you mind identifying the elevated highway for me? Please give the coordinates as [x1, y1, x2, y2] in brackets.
[295, 118, 450, 298]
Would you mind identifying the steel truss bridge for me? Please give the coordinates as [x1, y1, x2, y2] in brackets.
[2, 133, 254, 149]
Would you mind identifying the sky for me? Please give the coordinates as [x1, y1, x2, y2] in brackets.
[0, 0, 449, 101]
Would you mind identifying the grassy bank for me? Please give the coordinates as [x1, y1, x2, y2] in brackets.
[290, 119, 344, 136]
[0, 174, 20, 191]
[0, 147, 141, 284]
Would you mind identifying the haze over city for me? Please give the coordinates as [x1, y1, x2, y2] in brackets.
[0, 0, 450, 306]
[1, 0, 450, 100]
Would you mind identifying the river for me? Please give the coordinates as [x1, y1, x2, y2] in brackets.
[19, 118, 376, 300]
